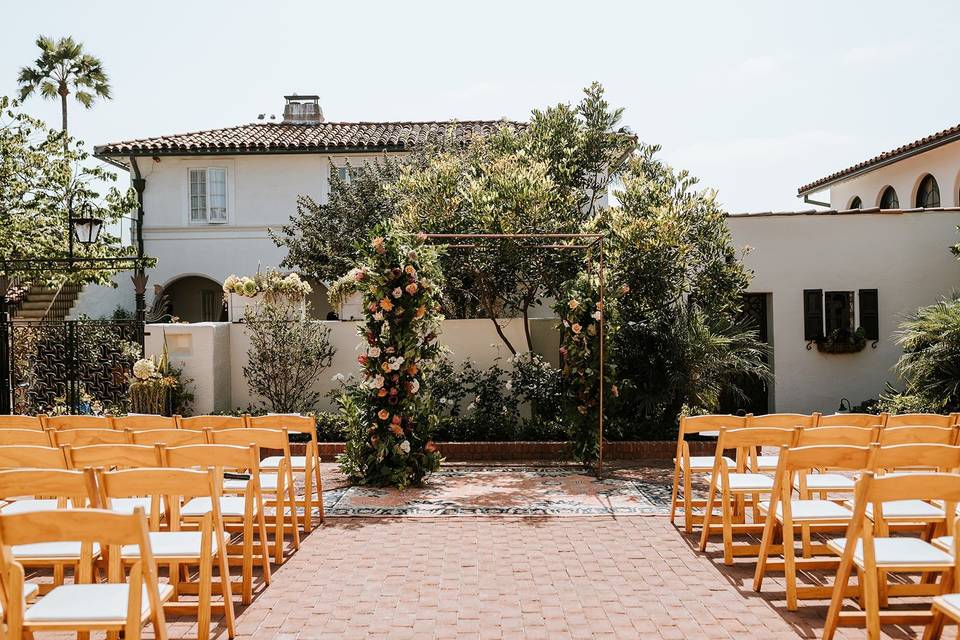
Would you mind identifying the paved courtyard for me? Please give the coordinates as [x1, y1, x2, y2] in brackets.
[48, 463, 960, 639]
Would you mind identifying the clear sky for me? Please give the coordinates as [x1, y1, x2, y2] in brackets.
[3, 0, 960, 213]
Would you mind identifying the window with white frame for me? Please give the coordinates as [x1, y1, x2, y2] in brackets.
[189, 167, 227, 223]
[332, 162, 366, 184]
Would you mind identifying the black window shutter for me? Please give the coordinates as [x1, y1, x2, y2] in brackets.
[803, 289, 823, 340]
[859, 289, 879, 341]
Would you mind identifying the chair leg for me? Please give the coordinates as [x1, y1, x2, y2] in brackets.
[241, 519, 253, 605]
[698, 477, 719, 551]
[685, 471, 696, 535]
[286, 470, 301, 549]
[783, 523, 798, 611]
[313, 443, 325, 523]
[198, 553, 213, 640]
[823, 551, 855, 640]
[923, 608, 946, 640]
[302, 456, 314, 534]
[669, 461, 681, 525]
[273, 489, 285, 564]
[862, 566, 882, 640]
[256, 504, 272, 584]
[217, 546, 237, 639]
[752, 514, 777, 592]
[722, 488, 734, 565]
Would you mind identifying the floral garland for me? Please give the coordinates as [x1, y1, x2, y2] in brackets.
[328, 229, 445, 487]
[222, 269, 312, 301]
[554, 273, 617, 462]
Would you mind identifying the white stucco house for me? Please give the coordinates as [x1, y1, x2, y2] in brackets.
[728, 122, 960, 413]
[84, 94, 960, 414]
[83, 95, 516, 322]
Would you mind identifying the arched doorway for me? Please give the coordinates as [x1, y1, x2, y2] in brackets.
[160, 275, 227, 322]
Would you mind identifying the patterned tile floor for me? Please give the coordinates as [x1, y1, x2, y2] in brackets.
[35, 463, 960, 638]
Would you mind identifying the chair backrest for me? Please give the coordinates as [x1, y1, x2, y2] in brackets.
[795, 425, 876, 447]
[0, 445, 67, 469]
[884, 413, 955, 428]
[817, 413, 885, 428]
[179, 415, 247, 431]
[719, 427, 795, 450]
[248, 414, 314, 433]
[209, 427, 290, 454]
[0, 429, 51, 447]
[779, 444, 873, 474]
[878, 425, 959, 446]
[747, 413, 819, 428]
[678, 414, 746, 436]
[51, 428, 131, 448]
[97, 467, 222, 532]
[64, 444, 163, 470]
[112, 415, 179, 431]
[870, 443, 960, 473]
[161, 443, 261, 476]
[0, 416, 44, 431]
[43, 415, 115, 430]
[0, 468, 92, 506]
[130, 428, 207, 447]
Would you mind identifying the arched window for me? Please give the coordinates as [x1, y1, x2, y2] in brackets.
[848, 196, 862, 210]
[879, 186, 899, 209]
[915, 174, 941, 208]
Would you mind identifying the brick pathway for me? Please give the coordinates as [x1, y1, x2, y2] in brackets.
[35, 463, 960, 639]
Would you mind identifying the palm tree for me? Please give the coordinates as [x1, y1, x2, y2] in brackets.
[17, 35, 111, 145]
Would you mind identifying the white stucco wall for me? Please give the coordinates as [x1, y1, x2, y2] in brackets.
[727, 209, 960, 413]
[823, 140, 960, 210]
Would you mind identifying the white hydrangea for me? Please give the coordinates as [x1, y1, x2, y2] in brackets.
[132, 358, 156, 381]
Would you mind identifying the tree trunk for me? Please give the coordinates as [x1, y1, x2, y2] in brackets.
[521, 299, 534, 354]
[483, 302, 516, 355]
[59, 89, 68, 150]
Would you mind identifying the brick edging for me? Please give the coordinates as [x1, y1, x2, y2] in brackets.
[290, 440, 716, 462]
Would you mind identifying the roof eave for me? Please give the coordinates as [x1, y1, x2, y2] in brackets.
[93, 144, 411, 159]
[797, 129, 960, 197]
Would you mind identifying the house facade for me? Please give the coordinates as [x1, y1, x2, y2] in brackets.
[728, 122, 960, 413]
[86, 95, 515, 322]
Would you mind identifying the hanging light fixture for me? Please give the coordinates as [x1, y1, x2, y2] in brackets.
[72, 203, 104, 246]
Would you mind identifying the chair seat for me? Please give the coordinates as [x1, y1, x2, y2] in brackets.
[755, 454, 779, 471]
[795, 473, 856, 491]
[224, 473, 279, 491]
[678, 456, 734, 471]
[0, 583, 40, 615]
[827, 537, 953, 567]
[24, 583, 173, 623]
[109, 497, 154, 515]
[260, 455, 307, 470]
[934, 593, 960, 619]
[13, 541, 100, 560]
[705, 472, 774, 491]
[767, 499, 853, 522]
[122, 531, 231, 558]
[182, 496, 254, 518]
[933, 536, 953, 552]
[0, 499, 60, 514]
[855, 499, 946, 520]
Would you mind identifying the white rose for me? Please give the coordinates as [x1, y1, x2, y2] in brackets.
[369, 347, 381, 358]
[399, 440, 411, 454]
[392, 287, 403, 299]
[331, 373, 346, 382]
[372, 375, 385, 389]
[373, 312, 384, 321]
[409, 379, 420, 393]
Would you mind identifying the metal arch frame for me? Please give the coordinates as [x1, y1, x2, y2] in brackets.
[417, 232, 608, 478]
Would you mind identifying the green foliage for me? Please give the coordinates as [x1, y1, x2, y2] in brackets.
[329, 229, 445, 488]
[242, 299, 335, 414]
[0, 96, 146, 286]
[886, 296, 960, 412]
[18, 35, 111, 136]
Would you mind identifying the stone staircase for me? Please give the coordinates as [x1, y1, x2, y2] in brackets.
[12, 285, 80, 321]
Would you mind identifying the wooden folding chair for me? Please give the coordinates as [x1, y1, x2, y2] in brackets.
[754, 444, 871, 609]
[43, 415, 115, 430]
[0, 429, 52, 447]
[824, 472, 960, 639]
[96, 467, 236, 640]
[0, 468, 96, 594]
[699, 427, 795, 564]
[0, 446, 69, 517]
[884, 414, 955, 428]
[746, 413, 820, 472]
[0, 416, 44, 431]
[0, 506, 171, 640]
[130, 429, 208, 447]
[160, 444, 271, 604]
[670, 414, 747, 533]
[879, 425, 960, 447]
[792, 426, 878, 497]
[925, 552, 960, 640]
[180, 416, 247, 431]
[113, 415, 180, 431]
[819, 413, 886, 428]
[209, 428, 300, 562]
[50, 428, 132, 447]
[248, 414, 325, 528]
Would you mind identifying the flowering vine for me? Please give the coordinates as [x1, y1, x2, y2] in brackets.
[328, 228, 445, 487]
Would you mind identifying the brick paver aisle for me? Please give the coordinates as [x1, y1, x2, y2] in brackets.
[224, 516, 955, 640]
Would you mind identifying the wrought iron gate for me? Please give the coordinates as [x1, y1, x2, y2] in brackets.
[0, 319, 142, 415]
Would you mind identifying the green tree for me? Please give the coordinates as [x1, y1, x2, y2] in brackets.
[0, 96, 142, 287]
[17, 35, 111, 144]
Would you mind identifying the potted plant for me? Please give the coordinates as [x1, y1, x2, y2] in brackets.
[223, 269, 312, 321]
[816, 326, 867, 354]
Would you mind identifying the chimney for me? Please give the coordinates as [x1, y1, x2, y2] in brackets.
[282, 94, 324, 124]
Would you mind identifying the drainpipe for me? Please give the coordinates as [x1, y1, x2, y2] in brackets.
[129, 156, 148, 351]
[802, 194, 831, 208]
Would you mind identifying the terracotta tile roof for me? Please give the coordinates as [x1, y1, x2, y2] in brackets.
[797, 123, 960, 195]
[727, 206, 960, 218]
[95, 120, 522, 156]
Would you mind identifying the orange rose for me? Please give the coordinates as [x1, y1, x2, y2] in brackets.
[377, 388, 388, 397]
[381, 362, 392, 373]
[407, 364, 419, 376]
[389, 423, 404, 437]
[425, 441, 437, 453]
[405, 283, 419, 295]
[377, 409, 390, 421]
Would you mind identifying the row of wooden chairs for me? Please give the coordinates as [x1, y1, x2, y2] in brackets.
[0, 438, 306, 639]
[690, 421, 960, 638]
[1, 413, 325, 529]
[670, 412, 960, 532]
